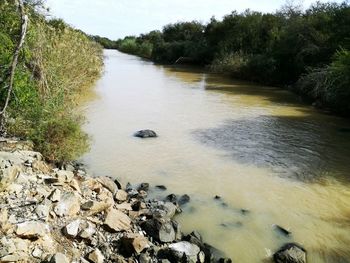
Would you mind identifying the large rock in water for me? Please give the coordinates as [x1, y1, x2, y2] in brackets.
[273, 243, 306, 263]
[134, 130, 157, 138]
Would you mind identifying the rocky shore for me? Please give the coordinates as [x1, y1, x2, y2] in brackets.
[0, 138, 233, 263]
[0, 138, 306, 263]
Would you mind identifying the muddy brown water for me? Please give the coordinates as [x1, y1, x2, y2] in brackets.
[82, 50, 350, 262]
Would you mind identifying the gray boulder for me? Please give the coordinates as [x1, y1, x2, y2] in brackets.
[273, 243, 306, 263]
[134, 130, 157, 138]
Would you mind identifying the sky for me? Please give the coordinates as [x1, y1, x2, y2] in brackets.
[45, 0, 342, 40]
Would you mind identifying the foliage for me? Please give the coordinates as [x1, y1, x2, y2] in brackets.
[296, 49, 350, 114]
[105, 1, 349, 115]
[0, 1, 103, 162]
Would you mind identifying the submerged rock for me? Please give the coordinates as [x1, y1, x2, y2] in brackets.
[134, 130, 157, 138]
[273, 243, 306, 263]
[178, 194, 190, 206]
[273, 224, 292, 237]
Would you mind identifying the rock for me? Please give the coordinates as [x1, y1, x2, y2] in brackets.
[273, 224, 292, 237]
[56, 170, 74, 183]
[97, 176, 118, 194]
[141, 218, 175, 243]
[81, 200, 94, 210]
[151, 201, 178, 219]
[35, 205, 50, 220]
[155, 185, 167, 191]
[138, 183, 149, 192]
[88, 200, 114, 215]
[119, 234, 150, 256]
[104, 208, 131, 232]
[139, 253, 152, 263]
[88, 249, 105, 263]
[168, 241, 200, 262]
[0, 254, 21, 262]
[63, 219, 81, 237]
[273, 243, 306, 263]
[32, 160, 50, 173]
[134, 130, 157, 138]
[78, 221, 96, 239]
[183, 231, 203, 248]
[178, 195, 190, 206]
[115, 190, 128, 202]
[214, 195, 221, 200]
[16, 221, 49, 239]
[165, 194, 177, 203]
[54, 192, 80, 217]
[49, 189, 61, 202]
[202, 243, 230, 263]
[0, 165, 20, 186]
[50, 253, 69, 263]
[32, 247, 44, 259]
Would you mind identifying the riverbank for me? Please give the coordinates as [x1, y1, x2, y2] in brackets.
[0, 138, 307, 263]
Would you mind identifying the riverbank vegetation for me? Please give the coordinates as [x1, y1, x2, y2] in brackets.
[0, 0, 103, 162]
[96, 1, 350, 116]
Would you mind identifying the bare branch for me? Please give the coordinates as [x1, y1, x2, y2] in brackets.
[0, 0, 29, 132]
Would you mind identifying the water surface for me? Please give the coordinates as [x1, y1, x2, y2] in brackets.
[82, 50, 350, 263]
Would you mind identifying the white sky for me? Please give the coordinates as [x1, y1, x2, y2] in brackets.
[45, 0, 343, 39]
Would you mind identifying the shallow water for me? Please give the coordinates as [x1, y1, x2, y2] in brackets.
[82, 50, 350, 262]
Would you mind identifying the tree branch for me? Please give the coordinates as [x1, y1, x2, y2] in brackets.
[0, 0, 29, 131]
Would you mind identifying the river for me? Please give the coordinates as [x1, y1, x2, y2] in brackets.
[82, 50, 350, 263]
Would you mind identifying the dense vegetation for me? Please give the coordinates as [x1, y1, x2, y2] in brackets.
[0, 0, 103, 162]
[96, 1, 350, 116]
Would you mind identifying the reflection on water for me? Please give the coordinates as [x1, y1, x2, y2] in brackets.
[82, 50, 350, 263]
[193, 115, 350, 182]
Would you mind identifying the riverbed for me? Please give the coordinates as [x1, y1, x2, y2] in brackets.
[82, 50, 350, 263]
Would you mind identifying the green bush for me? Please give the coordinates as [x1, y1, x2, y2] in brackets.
[296, 49, 350, 115]
[1, 2, 103, 162]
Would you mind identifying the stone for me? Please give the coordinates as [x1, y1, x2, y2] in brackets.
[56, 170, 74, 183]
[178, 194, 190, 206]
[139, 253, 152, 263]
[1, 254, 21, 262]
[54, 192, 80, 217]
[32, 247, 44, 259]
[49, 189, 61, 202]
[155, 185, 167, 191]
[97, 176, 119, 194]
[151, 201, 178, 219]
[50, 253, 69, 263]
[81, 200, 94, 210]
[79, 221, 96, 239]
[121, 234, 150, 255]
[165, 194, 177, 203]
[168, 241, 200, 262]
[273, 224, 292, 237]
[104, 208, 131, 232]
[16, 221, 48, 239]
[115, 190, 128, 202]
[88, 249, 105, 263]
[63, 219, 81, 237]
[32, 160, 50, 173]
[183, 231, 203, 248]
[134, 130, 157, 138]
[138, 183, 149, 192]
[88, 200, 114, 215]
[35, 204, 50, 220]
[141, 218, 175, 243]
[273, 243, 306, 263]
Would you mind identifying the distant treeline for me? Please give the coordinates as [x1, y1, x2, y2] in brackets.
[1, 1, 103, 162]
[94, 1, 350, 116]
